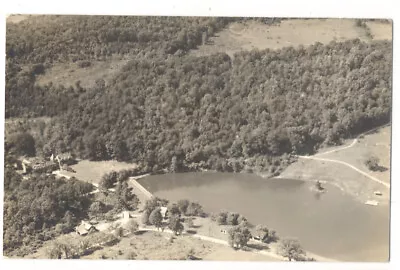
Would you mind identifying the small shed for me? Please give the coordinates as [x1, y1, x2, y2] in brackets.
[76, 221, 98, 236]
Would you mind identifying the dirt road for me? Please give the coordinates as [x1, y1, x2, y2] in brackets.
[297, 124, 390, 189]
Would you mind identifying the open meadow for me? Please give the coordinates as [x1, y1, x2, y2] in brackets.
[279, 125, 391, 205]
[60, 160, 137, 185]
[190, 18, 392, 58]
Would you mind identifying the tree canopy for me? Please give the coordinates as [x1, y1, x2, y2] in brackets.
[7, 38, 391, 176]
[277, 238, 306, 261]
[3, 163, 94, 255]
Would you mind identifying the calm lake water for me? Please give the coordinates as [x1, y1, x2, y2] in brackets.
[138, 172, 389, 262]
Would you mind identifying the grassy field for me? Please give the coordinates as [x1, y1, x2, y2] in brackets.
[191, 19, 392, 58]
[24, 228, 279, 261]
[279, 125, 391, 205]
[24, 18, 392, 90]
[21, 205, 281, 261]
[321, 126, 391, 185]
[366, 21, 393, 40]
[35, 55, 131, 88]
[61, 160, 137, 185]
[4, 117, 52, 137]
[6, 14, 37, 24]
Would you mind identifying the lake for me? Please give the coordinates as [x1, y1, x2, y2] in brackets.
[138, 172, 389, 262]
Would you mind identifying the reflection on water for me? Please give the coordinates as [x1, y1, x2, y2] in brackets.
[139, 172, 389, 262]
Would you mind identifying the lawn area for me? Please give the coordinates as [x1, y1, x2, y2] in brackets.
[61, 160, 137, 185]
[319, 126, 391, 185]
[23, 217, 280, 261]
[279, 125, 391, 205]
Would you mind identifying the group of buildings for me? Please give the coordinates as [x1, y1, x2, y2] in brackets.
[15, 153, 76, 174]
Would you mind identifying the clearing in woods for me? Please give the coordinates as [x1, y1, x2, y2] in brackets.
[60, 160, 137, 185]
[34, 55, 131, 89]
[190, 18, 392, 58]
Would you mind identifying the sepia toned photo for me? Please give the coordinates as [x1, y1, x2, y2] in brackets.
[3, 14, 392, 263]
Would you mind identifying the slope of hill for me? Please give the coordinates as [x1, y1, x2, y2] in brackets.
[5, 16, 392, 176]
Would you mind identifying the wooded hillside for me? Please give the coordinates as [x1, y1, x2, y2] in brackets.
[5, 16, 392, 175]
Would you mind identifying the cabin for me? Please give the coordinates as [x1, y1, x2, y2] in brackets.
[21, 157, 59, 174]
[76, 221, 98, 236]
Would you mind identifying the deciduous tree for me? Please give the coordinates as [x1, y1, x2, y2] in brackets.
[277, 238, 306, 261]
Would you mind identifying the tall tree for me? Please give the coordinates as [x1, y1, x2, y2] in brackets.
[149, 208, 163, 230]
[277, 238, 306, 261]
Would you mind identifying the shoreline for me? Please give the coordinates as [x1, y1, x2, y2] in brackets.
[131, 175, 337, 262]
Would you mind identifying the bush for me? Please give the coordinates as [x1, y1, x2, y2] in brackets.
[226, 212, 240, 225]
[217, 211, 228, 225]
[7, 132, 36, 156]
[186, 202, 204, 217]
[142, 210, 150, 225]
[277, 238, 306, 261]
[365, 155, 380, 171]
[77, 61, 91, 68]
[125, 251, 137, 260]
[31, 63, 45, 75]
[127, 220, 139, 234]
[114, 227, 124, 238]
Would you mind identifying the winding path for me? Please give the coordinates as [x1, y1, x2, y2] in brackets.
[136, 226, 285, 261]
[297, 124, 390, 189]
[298, 155, 390, 188]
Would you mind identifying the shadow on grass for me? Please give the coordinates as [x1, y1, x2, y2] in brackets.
[377, 166, 388, 172]
[246, 242, 270, 251]
[133, 230, 147, 236]
[81, 245, 104, 256]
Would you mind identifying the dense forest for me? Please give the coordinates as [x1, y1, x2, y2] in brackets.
[5, 16, 392, 175]
[3, 160, 94, 255]
[6, 16, 235, 64]
[3, 152, 141, 256]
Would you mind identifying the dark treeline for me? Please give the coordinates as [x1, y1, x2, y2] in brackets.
[21, 40, 392, 175]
